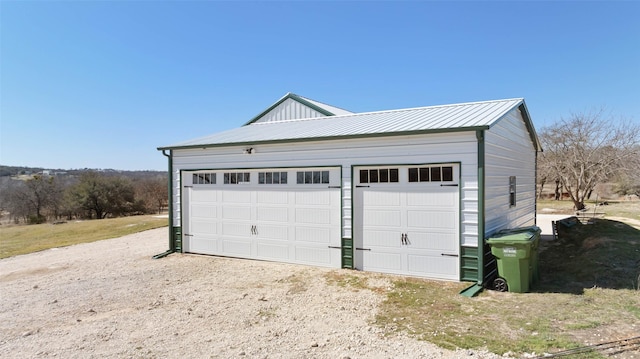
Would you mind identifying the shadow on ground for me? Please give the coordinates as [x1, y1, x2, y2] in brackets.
[533, 218, 640, 294]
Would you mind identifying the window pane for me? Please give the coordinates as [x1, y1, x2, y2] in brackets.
[244, 173, 250, 183]
[230, 173, 237, 184]
[259, 172, 265, 184]
[408, 168, 418, 182]
[281, 172, 287, 184]
[193, 174, 199, 184]
[311, 171, 320, 184]
[360, 170, 369, 184]
[297, 172, 304, 184]
[379, 169, 389, 183]
[273, 172, 280, 184]
[419, 168, 429, 182]
[224, 173, 230, 184]
[266, 172, 272, 184]
[369, 169, 379, 183]
[204, 173, 210, 184]
[389, 169, 399, 182]
[322, 171, 329, 184]
[431, 167, 441, 181]
[442, 167, 453, 181]
[305, 171, 313, 184]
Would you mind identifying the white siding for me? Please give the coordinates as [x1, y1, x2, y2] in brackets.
[484, 107, 537, 235]
[254, 98, 328, 123]
[171, 132, 481, 248]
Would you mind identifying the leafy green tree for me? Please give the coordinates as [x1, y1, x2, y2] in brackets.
[69, 172, 137, 219]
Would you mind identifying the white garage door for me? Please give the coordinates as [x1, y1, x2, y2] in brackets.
[354, 164, 460, 280]
[182, 168, 342, 268]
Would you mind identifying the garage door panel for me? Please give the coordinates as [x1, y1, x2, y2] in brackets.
[257, 242, 289, 260]
[295, 226, 331, 243]
[222, 190, 251, 203]
[364, 210, 401, 227]
[295, 246, 331, 265]
[192, 220, 217, 235]
[256, 207, 288, 222]
[406, 232, 457, 251]
[191, 204, 217, 218]
[363, 230, 401, 248]
[407, 191, 456, 207]
[223, 206, 251, 220]
[407, 254, 457, 279]
[222, 222, 251, 237]
[257, 191, 288, 204]
[188, 237, 218, 254]
[295, 208, 331, 224]
[364, 191, 401, 206]
[222, 239, 251, 256]
[365, 252, 402, 271]
[407, 210, 456, 229]
[192, 188, 218, 202]
[296, 191, 331, 205]
[255, 225, 288, 240]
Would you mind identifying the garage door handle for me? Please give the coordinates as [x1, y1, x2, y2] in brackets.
[355, 247, 371, 251]
[441, 253, 459, 257]
[328, 246, 342, 249]
[440, 184, 459, 187]
[356, 185, 370, 188]
[328, 186, 341, 189]
[184, 234, 193, 237]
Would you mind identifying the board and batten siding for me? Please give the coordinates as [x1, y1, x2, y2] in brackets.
[170, 131, 482, 249]
[484, 107, 537, 235]
[255, 98, 329, 123]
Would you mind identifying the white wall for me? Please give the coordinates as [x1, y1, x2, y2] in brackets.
[171, 131, 482, 247]
[484, 107, 537, 235]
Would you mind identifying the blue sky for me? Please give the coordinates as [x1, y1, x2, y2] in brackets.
[1, 1, 638, 171]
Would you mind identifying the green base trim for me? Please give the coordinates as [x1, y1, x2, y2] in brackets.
[459, 283, 484, 297]
[152, 250, 174, 259]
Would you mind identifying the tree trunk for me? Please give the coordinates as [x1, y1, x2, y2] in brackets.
[554, 180, 561, 201]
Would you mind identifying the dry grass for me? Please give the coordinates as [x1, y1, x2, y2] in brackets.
[0, 215, 167, 259]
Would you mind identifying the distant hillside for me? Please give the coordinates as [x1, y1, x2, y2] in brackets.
[0, 165, 166, 179]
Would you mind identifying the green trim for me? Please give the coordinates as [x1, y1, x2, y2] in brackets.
[476, 130, 486, 286]
[518, 103, 542, 152]
[157, 126, 490, 151]
[459, 283, 484, 297]
[162, 150, 176, 253]
[243, 93, 336, 126]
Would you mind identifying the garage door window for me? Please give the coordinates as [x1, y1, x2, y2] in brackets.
[297, 170, 329, 184]
[359, 168, 399, 183]
[259, 171, 288, 184]
[193, 173, 216, 185]
[224, 172, 250, 184]
[408, 166, 454, 182]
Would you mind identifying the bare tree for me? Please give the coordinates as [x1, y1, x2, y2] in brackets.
[539, 109, 640, 210]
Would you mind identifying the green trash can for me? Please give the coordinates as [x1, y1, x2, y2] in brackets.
[496, 226, 541, 285]
[487, 226, 540, 293]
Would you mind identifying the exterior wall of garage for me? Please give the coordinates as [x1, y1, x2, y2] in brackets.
[484, 107, 537, 236]
[169, 131, 481, 275]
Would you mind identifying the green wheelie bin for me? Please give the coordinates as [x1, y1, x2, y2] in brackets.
[487, 226, 541, 293]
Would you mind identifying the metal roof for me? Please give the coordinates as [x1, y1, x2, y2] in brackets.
[160, 98, 539, 150]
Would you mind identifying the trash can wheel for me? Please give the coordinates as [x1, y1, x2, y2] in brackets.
[493, 277, 508, 292]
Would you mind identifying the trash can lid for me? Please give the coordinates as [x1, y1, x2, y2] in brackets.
[486, 231, 536, 243]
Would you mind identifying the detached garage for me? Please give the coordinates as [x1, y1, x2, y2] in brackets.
[158, 93, 541, 288]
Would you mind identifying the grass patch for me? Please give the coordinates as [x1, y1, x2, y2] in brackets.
[325, 271, 372, 291]
[0, 215, 167, 259]
[538, 199, 640, 222]
[373, 218, 640, 356]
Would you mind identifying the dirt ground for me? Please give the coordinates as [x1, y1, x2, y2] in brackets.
[0, 228, 502, 359]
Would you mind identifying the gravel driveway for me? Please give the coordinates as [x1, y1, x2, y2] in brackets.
[0, 228, 500, 358]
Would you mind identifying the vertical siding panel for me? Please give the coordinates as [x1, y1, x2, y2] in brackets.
[484, 108, 537, 235]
